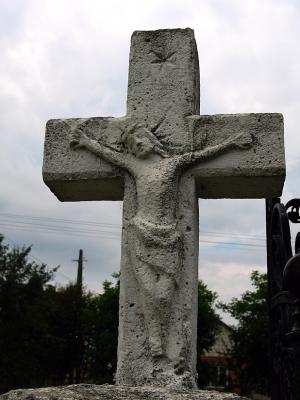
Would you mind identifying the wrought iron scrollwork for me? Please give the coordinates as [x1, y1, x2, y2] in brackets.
[286, 199, 300, 224]
[266, 198, 300, 400]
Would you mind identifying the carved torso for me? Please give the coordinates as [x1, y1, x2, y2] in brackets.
[129, 156, 180, 225]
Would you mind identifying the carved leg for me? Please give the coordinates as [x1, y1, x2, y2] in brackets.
[117, 173, 198, 388]
[131, 256, 176, 357]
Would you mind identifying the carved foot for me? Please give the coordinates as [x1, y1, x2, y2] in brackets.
[150, 344, 164, 358]
[174, 356, 186, 375]
[149, 336, 164, 358]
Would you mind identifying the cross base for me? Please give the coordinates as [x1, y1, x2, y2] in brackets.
[0, 384, 250, 400]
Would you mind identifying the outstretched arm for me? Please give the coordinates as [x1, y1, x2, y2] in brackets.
[179, 131, 252, 167]
[70, 128, 128, 169]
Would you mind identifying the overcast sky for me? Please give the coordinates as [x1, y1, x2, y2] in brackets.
[1, 0, 300, 324]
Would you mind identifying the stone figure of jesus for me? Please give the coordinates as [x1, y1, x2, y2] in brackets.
[70, 120, 252, 358]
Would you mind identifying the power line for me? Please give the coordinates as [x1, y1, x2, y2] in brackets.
[0, 222, 266, 251]
[0, 219, 121, 236]
[0, 212, 122, 229]
[0, 211, 267, 241]
[0, 223, 121, 240]
[0, 218, 266, 244]
[0, 211, 269, 250]
[200, 239, 265, 248]
[200, 230, 265, 240]
[1, 234, 73, 282]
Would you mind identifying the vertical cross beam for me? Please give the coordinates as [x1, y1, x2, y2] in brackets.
[116, 29, 200, 389]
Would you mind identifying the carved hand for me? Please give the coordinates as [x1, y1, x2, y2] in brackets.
[70, 128, 91, 150]
[232, 131, 253, 150]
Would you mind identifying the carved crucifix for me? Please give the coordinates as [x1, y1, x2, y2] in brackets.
[43, 28, 285, 389]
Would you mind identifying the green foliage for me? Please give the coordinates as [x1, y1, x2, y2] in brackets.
[219, 270, 269, 395]
[87, 275, 120, 384]
[0, 235, 221, 392]
[197, 280, 220, 354]
[0, 236, 56, 393]
[45, 284, 91, 384]
[0, 236, 93, 392]
[196, 280, 221, 387]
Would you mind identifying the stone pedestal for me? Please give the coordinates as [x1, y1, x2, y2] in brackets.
[0, 384, 250, 400]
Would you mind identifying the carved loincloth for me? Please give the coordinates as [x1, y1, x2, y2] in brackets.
[129, 216, 183, 277]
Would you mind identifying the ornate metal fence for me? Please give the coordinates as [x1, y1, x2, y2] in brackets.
[266, 198, 300, 400]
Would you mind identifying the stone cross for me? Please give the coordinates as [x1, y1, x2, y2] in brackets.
[43, 28, 285, 389]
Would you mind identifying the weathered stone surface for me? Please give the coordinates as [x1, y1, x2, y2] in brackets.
[43, 117, 125, 201]
[43, 31, 284, 202]
[192, 113, 284, 198]
[0, 384, 250, 400]
[117, 172, 198, 389]
[42, 28, 286, 389]
[43, 113, 284, 200]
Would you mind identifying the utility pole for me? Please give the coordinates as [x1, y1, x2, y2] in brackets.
[72, 249, 87, 291]
[71, 249, 87, 384]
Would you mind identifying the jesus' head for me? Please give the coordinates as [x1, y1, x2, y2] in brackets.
[122, 123, 167, 159]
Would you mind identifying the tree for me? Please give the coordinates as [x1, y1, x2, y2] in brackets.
[0, 235, 56, 393]
[87, 273, 120, 384]
[196, 280, 221, 387]
[219, 270, 269, 395]
[0, 235, 98, 391]
[197, 280, 220, 354]
[42, 282, 98, 385]
[0, 234, 222, 392]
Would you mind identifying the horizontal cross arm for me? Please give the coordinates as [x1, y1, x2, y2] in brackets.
[43, 117, 126, 201]
[191, 113, 285, 198]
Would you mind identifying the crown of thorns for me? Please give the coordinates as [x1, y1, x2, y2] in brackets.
[121, 123, 165, 150]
